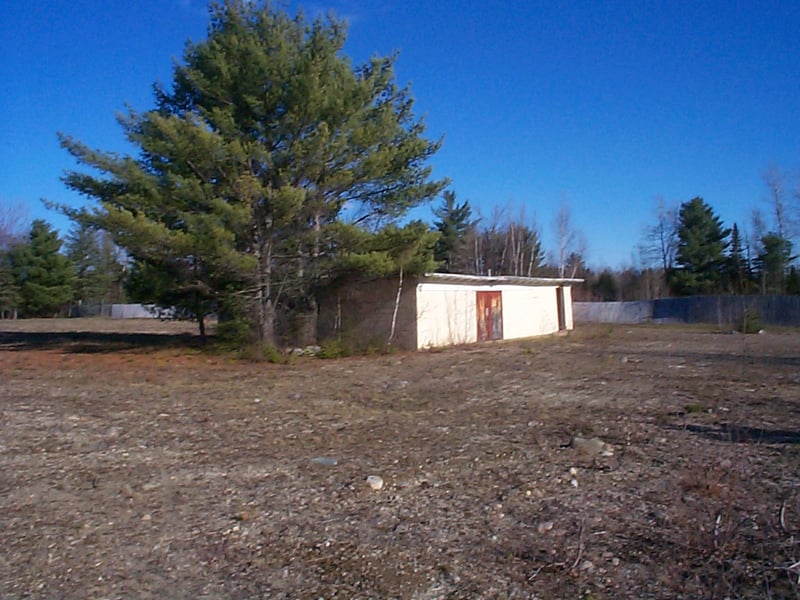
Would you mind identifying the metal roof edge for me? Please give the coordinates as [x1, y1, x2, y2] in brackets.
[422, 273, 584, 286]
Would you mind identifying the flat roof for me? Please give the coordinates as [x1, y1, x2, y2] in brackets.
[422, 273, 584, 286]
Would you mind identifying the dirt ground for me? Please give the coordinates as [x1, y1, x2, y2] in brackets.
[1, 319, 799, 599]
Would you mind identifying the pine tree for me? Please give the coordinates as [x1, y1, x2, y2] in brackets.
[433, 191, 473, 273]
[65, 222, 126, 310]
[0, 250, 20, 318]
[59, 1, 446, 345]
[9, 220, 75, 317]
[754, 233, 795, 294]
[724, 223, 749, 293]
[671, 198, 730, 295]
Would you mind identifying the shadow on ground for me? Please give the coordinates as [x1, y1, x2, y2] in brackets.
[667, 422, 800, 444]
[0, 331, 205, 353]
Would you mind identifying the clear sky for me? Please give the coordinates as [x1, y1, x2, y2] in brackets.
[2, 0, 798, 268]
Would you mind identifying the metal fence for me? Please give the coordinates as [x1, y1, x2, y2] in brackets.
[69, 303, 174, 319]
[574, 295, 800, 327]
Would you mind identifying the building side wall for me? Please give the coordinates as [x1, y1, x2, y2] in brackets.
[502, 285, 562, 338]
[317, 278, 417, 350]
[562, 285, 574, 330]
[415, 283, 570, 349]
[416, 284, 478, 348]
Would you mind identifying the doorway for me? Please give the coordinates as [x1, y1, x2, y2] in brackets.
[556, 286, 567, 331]
[476, 291, 503, 341]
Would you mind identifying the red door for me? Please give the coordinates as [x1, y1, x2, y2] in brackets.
[476, 291, 503, 341]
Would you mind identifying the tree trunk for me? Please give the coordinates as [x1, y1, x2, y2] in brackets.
[387, 265, 403, 349]
[256, 219, 277, 348]
[197, 313, 206, 341]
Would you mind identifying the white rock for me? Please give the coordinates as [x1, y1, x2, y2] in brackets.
[366, 475, 384, 491]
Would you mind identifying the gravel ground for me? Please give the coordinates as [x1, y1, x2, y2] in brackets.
[1, 319, 799, 599]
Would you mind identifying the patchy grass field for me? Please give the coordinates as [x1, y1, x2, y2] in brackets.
[1, 319, 799, 599]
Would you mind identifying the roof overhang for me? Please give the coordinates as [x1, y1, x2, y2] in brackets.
[422, 273, 584, 287]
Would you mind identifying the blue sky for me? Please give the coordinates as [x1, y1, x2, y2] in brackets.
[2, 0, 798, 268]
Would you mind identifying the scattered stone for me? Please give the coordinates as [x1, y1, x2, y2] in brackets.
[366, 475, 384, 491]
[310, 457, 338, 466]
[611, 557, 620, 566]
[537, 521, 554, 533]
[570, 478, 579, 488]
[105, 426, 122, 440]
[565, 436, 614, 457]
[580, 560, 595, 573]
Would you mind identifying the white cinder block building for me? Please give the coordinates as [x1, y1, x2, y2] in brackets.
[317, 273, 582, 351]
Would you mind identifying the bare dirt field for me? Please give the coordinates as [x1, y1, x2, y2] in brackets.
[2, 319, 799, 599]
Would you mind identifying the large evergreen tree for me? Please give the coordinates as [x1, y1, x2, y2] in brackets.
[8, 220, 75, 317]
[671, 197, 730, 295]
[59, 0, 446, 344]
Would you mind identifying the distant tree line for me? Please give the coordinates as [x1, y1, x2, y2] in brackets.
[578, 179, 800, 301]
[0, 217, 125, 319]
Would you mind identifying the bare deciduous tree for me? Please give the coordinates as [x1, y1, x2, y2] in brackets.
[762, 163, 794, 242]
[467, 204, 544, 277]
[0, 202, 28, 250]
[641, 197, 678, 273]
[554, 198, 581, 278]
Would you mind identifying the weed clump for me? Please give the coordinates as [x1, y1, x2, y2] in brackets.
[738, 308, 762, 334]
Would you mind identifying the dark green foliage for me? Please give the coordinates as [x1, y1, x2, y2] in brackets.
[433, 191, 473, 272]
[754, 233, 795, 294]
[317, 337, 353, 359]
[0, 251, 20, 318]
[8, 220, 75, 317]
[593, 269, 619, 301]
[671, 198, 730, 295]
[332, 220, 439, 280]
[65, 222, 126, 307]
[723, 223, 750, 294]
[58, 0, 446, 345]
[738, 308, 762, 334]
[786, 266, 800, 295]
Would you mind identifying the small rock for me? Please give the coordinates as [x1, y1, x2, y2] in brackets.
[366, 475, 384, 491]
[611, 557, 620, 566]
[620, 355, 628, 363]
[311, 457, 338, 466]
[566, 436, 614, 457]
[141, 513, 152, 522]
[537, 521, 554, 533]
[580, 560, 595, 572]
[570, 478, 579, 488]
